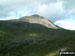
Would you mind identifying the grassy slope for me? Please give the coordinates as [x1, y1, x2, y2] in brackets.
[0, 21, 75, 56]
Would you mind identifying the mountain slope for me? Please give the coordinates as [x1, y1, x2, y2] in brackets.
[0, 16, 75, 56]
[11, 14, 58, 29]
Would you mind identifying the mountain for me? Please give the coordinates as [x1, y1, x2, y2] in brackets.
[11, 14, 58, 29]
[0, 15, 75, 56]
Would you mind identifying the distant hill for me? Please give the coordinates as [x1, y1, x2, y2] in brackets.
[0, 15, 75, 56]
[10, 14, 58, 29]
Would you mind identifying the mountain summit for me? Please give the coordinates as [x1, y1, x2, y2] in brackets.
[10, 14, 58, 29]
[18, 14, 58, 29]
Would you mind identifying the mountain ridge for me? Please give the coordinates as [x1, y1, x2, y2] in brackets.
[10, 14, 58, 29]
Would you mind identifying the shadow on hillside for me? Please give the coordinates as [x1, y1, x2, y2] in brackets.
[0, 21, 75, 56]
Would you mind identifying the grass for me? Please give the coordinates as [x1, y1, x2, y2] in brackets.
[0, 20, 75, 56]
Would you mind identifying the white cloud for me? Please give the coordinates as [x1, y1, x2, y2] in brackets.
[35, 1, 64, 19]
[55, 17, 75, 30]
[0, 0, 65, 21]
[69, 9, 75, 14]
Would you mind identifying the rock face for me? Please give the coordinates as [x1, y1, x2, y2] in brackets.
[15, 14, 58, 29]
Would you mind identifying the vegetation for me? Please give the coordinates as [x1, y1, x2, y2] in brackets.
[0, 20, 75, 56]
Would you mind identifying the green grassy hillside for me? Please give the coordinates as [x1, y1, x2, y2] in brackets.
[0, 20, 75, 56]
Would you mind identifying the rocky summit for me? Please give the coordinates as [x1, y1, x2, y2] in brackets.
[16, 14, 58, 29]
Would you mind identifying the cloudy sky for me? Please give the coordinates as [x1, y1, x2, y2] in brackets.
[0, 0, 75, 30]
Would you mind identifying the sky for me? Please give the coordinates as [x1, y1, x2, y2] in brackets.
[0, 0, 75, 30]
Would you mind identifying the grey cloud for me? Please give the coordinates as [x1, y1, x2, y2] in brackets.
[63, 0, 75, 9]
[0, 0, 59, 17]
[0, 0, 75, 21]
